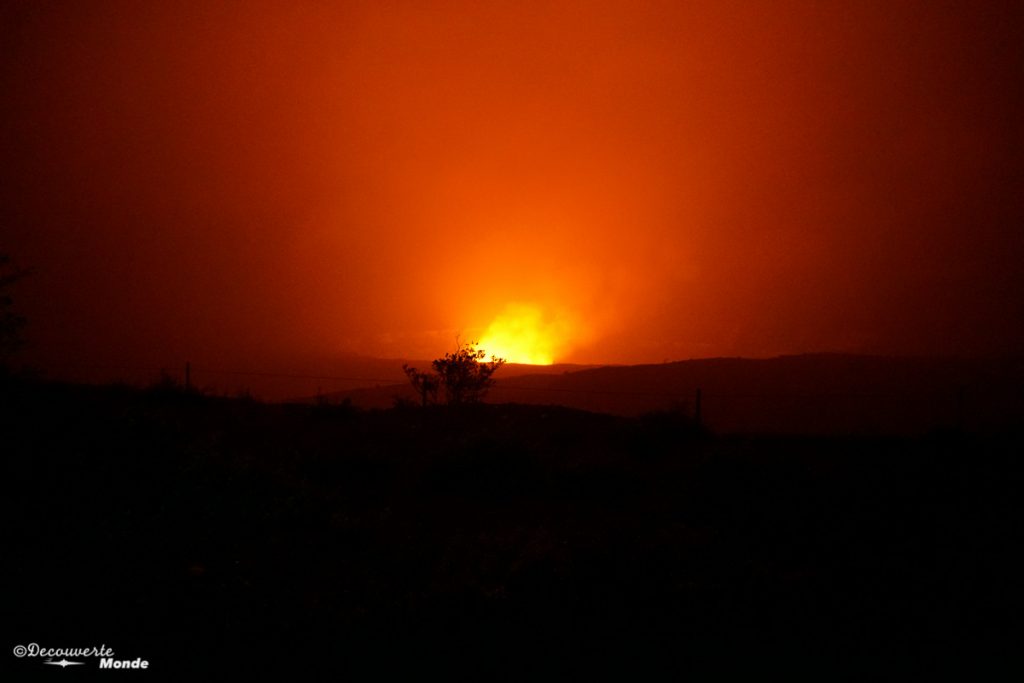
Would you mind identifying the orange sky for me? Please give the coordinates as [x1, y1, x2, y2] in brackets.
[2, 1, 1022, 376]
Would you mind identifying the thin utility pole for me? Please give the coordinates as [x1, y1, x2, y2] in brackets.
[695, 387, 702, 427]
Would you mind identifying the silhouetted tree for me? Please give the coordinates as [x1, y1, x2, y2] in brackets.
[0, 253, 30, 364]
[403, 341, 505, 406]
[403, 362, 440, 407]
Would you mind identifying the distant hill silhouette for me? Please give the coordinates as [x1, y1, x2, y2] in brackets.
[40, 353, 600, 403]
[312, 354, 1024, 435]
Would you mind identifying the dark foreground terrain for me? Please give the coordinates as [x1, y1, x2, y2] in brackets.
[4, 374, 1022, 678]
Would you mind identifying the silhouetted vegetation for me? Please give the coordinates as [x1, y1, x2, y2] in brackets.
[5, 375, 1022, 677]
[403, 341, 505, 406]
[402, 361, 440, 406]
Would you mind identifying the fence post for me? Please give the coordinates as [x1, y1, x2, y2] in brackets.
[955, 385, 965, 431]
[695, 387, 702, 427]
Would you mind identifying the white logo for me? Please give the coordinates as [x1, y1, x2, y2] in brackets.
[13, 643, 149, 670]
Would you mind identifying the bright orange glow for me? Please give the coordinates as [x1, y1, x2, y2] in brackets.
[5, 0, 1022, 395]
[478, 303, 575, 365]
